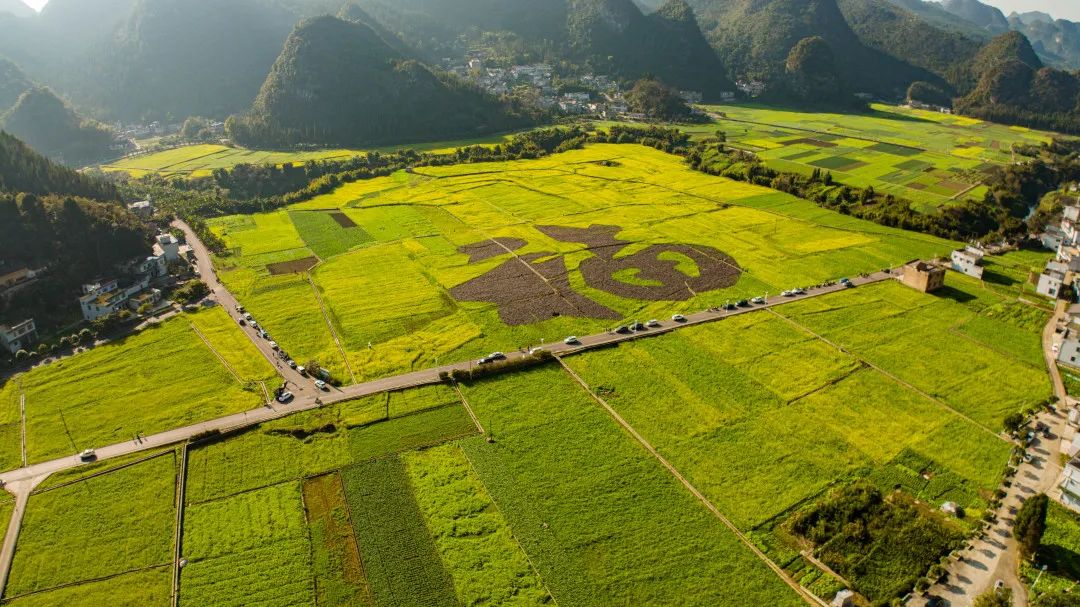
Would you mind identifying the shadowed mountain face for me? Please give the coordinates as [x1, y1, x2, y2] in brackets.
[229, 15, 531, 148]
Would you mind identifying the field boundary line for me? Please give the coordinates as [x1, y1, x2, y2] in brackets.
[766, 308, 1008, 442]
[555, 357, 827, 607]
[799, 550, 853, 589]
[189, 322, 245, 386]
[32, 448, 174, 495]
[18, 391, 26, 468]
[171, 444, 188, 607]
[305, 273, 358, 385]
[2, 561, 172, 602]
[452, 384, 485, 435]
[458, 445, 560, 606]
[297, 474, 318, 603]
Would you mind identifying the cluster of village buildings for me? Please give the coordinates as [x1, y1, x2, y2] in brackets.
[442, 55, 737, 119]
[0, 200, 192, 357]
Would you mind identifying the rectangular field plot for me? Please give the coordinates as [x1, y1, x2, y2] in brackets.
[566, 311, 1010, 530]
[402, 444, 550, 606]
[343, 456, 457, 607]
[7, 311, 267, 464]
[4, 568, 171, 607]
[777, 278, 1052, 429]
[4, 454, 175, 599]
[303, 473, 373, 607]
[180, 482, 313, 607]
[212, 144, 957, 384]
[459, 367, 805, 606]
[184, 385, 473, 503]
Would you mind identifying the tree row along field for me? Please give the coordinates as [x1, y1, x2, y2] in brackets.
[0, 307, 277, 470]
[207, 144, 957, 385]
[0, 269, 1057, 606]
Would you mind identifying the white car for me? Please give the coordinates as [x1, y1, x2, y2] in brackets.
[564, 336, 580, 345]
[276, 391, 294, 404]
[489, 352, 506, 360]
[672, 314, 688, 322]
[79, 449, 97, 462]
[314, 380, 329, 391]
[269, 341, 279, 350]
[647, 319, 661, 328]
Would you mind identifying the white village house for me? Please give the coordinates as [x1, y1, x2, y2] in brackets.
[950, 247, 985, 279]
[1038, 261, 1068, 299]
[0, 319, 37, 354]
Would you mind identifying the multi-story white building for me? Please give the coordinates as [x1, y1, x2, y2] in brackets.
[950, 247, 985, 279]
[78, 278, 153, 321]
[1038, 263, 1067, 299]
[0, 319, 37, 354]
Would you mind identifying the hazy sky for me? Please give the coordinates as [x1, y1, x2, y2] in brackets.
[983, 0, 1080, 21]
[16, 0, 1080, 21]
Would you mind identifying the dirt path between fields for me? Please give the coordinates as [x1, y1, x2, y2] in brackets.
[556, 357, 828, 607]
[305, 273, 357, 385]
[766, 308, 1008, 442]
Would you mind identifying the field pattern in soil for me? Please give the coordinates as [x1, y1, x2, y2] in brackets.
[267, 256, 319, 275]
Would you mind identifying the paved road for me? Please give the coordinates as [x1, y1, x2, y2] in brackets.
[0, 263, 894, 488]
[0, 477, 44, 597]
[910, 303, 1068, 607]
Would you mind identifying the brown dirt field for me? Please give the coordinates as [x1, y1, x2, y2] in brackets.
[267, 256, 319, 275]
[538, 225, 742, 301]
[937, 180, 970, 193]
[330, 211, 357, 228]
[907, 183, 927, 191]
[451, 251, 619, 325]
[458, 237, 528, 263]
[302, 473, 373, 606]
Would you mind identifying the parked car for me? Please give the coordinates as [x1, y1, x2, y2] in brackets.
[529, 348, 544, 356]
[615, 326, 632, 334]
[564, 336, 581, 345]
[647, 319, 661, 328]
[79, 449, 97, 462]
[631, 321, 646, 331]
[276, 391, 294, 404]
[269, 341, 279, 350]
[235, 304, 245, 313]
[723, 303, 737, 311]
[737, 300, 750, 307]
[782, 290, 795, 297]
[489, 352, 506, 360]
[288, 360, 298, 370]
[244, 313, 253, 321]
[297, 366, 307, 376]
[238, 318, 246, 327]
[478, 357, 493, 365]
[672, 314, 688, 322]
[314, 380, 329, 391]
[751, 297, 766, 305]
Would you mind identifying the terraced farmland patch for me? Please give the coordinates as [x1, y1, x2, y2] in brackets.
[209, 144, 955, 384]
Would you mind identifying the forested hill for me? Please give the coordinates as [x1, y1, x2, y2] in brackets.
[227, 15, 534, 148]
[0, 131, 117, 200]
[1, 87, 114, 167]
[685, 0, 945, 97]
[0, 58, 32, 111]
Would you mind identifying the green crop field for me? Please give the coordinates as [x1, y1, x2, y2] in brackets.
[181, 481, 313, 607]
[566, 276, 1021, 532]
[4, 568, 171, 607]
[209, 143, 957, 383]
[0, 308, 271, 466]
[184, 384, 473, 503]
[302, 473, 373, 607]
[402, 444, 550, 606]
[99, 132, 520, 178]
[459, 366, 808, 606]
[4, 454, 175, 600]
[658, 103, 1051, 213]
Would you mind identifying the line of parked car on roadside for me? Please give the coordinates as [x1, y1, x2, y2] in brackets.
[482, 278, 859, 365]
[234, 304, 328, 404]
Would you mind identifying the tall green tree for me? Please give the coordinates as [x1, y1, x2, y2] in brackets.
[1015, 493, 1050, 561]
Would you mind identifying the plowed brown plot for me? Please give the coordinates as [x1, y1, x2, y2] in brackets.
[303, 473, 373, 606]
[330, 211, 357, 228]
[459, 238, 528, 263]
[267, 256, 319, 275]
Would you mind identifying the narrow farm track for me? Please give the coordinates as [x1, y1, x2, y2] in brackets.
[18, 392, 26, 468]
[452, 385, 485, 435]
[305, 273, 357, 384]
[189, 323, 245, 385]
[171, 444, 188, 607]
[765, 308, 1009, 442]
[555, 357, 828, 607]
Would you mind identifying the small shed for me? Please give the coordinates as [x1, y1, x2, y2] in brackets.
[831, 589, 855, 607]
